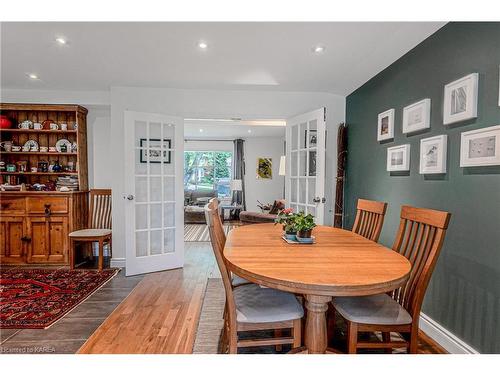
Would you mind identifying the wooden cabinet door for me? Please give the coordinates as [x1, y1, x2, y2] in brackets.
[0, 216, 26, 263]
[26, 216, 69, 264]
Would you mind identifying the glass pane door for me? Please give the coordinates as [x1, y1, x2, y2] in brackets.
[125, 111, 183, 276]
[286, 108, 325, 224]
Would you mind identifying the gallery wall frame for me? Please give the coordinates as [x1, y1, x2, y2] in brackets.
[443, 73, 479, 125]
[460, 124, 500, 167]
[377, 108, 395, 141]
[420, 135, 447, 174]
[387, 144, 410, 172]
[403, 98, 431, 134]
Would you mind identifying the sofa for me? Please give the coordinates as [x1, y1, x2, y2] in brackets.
[184, 190, 217, 224]
[239, 199, 285, 225]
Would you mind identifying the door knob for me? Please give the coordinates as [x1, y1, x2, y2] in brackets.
[126, 195, 135, 200]
[312, 197, 321, 203]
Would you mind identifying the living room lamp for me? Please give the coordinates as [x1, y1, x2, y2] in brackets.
[230, 179, 243, 192]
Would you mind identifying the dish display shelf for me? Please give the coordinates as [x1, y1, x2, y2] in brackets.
[0, 103, 88, 190]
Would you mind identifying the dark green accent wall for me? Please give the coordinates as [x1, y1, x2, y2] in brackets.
[345, 22, 500, 353]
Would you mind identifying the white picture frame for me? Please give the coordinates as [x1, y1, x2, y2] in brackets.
[419, 135, 447, 174]
[402, 98, 431, 134]
[460, 125, 500, 167]
[387, 144, 410, 172]
[377, 108, 394, 141]
[443, 73, 479, 125]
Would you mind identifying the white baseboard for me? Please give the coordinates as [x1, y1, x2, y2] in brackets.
[110, 257, 125, 268]
[419, 313, 479, 354]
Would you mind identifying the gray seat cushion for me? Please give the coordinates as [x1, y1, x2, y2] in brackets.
[232, 274, 250, 287]
[69, 229, 112, 237]
[234, 284, 304, 324]
[333, 294, 412, 325]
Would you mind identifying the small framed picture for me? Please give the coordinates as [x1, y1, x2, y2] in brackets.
[256, 157, 273, 179]
[304, 129, 317, 148]
[139, 138, 172, 163]
[402, 98, 431, 134]
[419, 135, 447, 174]
[443, 73, 479, 125]
[377, 109, 395, 141]
[387, 144, 410, 172]
[460, 125, 500, 167]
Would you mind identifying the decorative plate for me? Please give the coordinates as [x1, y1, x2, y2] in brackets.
[23, 140, 39, 150]
[55, 139, 72, 152]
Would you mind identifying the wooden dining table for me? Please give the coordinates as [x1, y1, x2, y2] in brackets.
[224, 223, 412, 354]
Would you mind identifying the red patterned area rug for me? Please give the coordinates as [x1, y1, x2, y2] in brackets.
[0, 268, 118, 329]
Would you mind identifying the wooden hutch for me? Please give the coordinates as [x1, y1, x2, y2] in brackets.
[0, 103, 89, 265]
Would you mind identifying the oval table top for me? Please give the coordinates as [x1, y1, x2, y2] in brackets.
[224, 223, 411, 297]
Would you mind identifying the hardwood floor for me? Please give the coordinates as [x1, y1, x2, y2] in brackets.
[78, 242, 446, 354]
[78, 242, 219, 354]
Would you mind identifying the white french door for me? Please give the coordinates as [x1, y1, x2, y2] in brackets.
[285, 108, 326, 225]
[124, 111, 184, 276]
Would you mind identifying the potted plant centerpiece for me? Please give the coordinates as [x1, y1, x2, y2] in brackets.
[275, 208, 297, 240]
[293, 212, 317, 243]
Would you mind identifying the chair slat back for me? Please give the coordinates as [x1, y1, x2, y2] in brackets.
[351, 199, 388, 242]
[391, 205, 451, 317]
[205, 199, 236, 319]
[89, 189, 112, 229]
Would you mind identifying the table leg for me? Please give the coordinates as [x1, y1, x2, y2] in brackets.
[304, 294, 332, 354]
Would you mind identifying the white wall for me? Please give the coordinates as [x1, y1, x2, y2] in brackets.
[87, 110, 112, 188]
[184, 140, 233, 152]
[109, 86, 345, 265]
[243, 137, 285, 212]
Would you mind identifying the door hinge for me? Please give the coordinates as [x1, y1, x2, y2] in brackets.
[323, 107, 327, 122]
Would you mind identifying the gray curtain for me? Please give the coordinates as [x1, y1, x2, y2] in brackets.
[231, 139, 246, 218]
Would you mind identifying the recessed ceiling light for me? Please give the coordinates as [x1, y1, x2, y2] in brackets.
[198, 41, 208, 50]
[27, 73, 39, 80]
[55, 37, 67, 45]
[199, 128, 204, 133]
[313, 45, 325, 54]
[247, 129, 252, 133]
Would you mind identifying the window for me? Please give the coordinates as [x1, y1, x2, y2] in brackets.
[184, 151, 233, 198]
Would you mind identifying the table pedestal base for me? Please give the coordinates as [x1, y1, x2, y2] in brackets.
[303, 294, 332, 354]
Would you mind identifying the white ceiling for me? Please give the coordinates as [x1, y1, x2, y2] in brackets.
[184, 119, 285, 139]
[0, 22, 445, 95]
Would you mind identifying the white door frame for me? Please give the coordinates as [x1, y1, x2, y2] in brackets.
[124, 110, 184, 276]
[285, 108, 326, 225]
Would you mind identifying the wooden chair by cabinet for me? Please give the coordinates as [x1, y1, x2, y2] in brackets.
[205, 198, 303, 354]
[351, 198, 388, 242]
[333, 205, 451, 354]
[69, 189, 112, 270]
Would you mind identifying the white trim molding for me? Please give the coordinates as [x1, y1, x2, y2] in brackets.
[419, 313, 479, 354]
[110, 257, 126, 268]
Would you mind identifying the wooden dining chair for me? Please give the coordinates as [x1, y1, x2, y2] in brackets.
[69, 189, 112, 271]
[205, 198, 304, 354]
[351, 198, 388, 242]
[332, 205, 451, 354]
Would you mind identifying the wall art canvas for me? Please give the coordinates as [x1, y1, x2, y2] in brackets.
[403, 98, 431, 134]
[460, 125, 500, 167]
[419, 135, 447, 174]
[139, 138, 171, 163]
[443, 73, 479, 125]
[377, 108, 395, 141]
[256, 157, 273, 179]
[387, 144, 410, 172]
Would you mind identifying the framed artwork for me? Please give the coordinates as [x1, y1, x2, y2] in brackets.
[256, 157, 272, 179]
[402, 98, 431, 134]
[460, 125, 500, 167]
[443, 73, 479, 125]
[377, 109, 395, 141]
[387, 144, 410, 172]
[304, 129, 317, 148]
[419, 135, 447, 174]
[139, 138, 172, 163]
